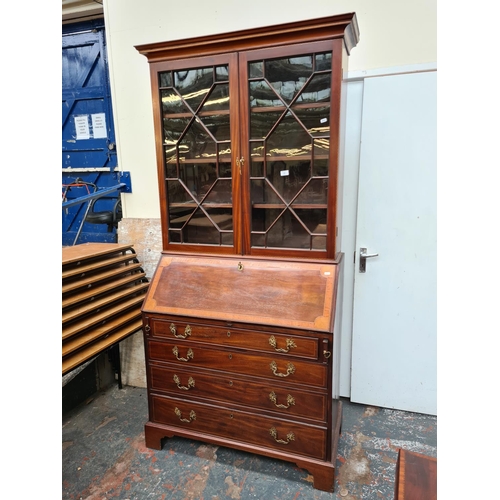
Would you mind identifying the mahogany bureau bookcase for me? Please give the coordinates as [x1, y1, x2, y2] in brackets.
[136, 13, 359, 492]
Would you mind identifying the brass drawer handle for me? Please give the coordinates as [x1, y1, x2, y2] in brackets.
[172, 346, 194, 362]
[173, 374, 195, 390]
[269, 391, 295, 409]
[174, 407, 196, 423]
[269, 427, 295, 444]
[170, 323, 192, 339]
[270, 361, 295, 377]
[269, 335, 296, 353]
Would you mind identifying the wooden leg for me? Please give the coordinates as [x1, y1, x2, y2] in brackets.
[144, 422, 171, 450]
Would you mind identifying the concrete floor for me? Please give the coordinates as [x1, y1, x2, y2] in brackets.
[62, 384, 437, 500]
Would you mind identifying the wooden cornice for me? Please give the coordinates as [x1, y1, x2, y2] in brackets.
[135, 13, 359, 62]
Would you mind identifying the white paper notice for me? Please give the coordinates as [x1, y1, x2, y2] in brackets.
[75, 115, 90, 140]
[91, 113, 108, 139]
[280, 170, 290, 177]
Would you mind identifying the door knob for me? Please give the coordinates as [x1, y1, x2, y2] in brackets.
[359, 247, 378, 273]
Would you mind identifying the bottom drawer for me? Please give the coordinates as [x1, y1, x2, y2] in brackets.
[150, 394, 327, 461]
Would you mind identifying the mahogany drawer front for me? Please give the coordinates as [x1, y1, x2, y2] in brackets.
[147, 340, 329, 388]
[151, 394, 328, 461]
[147, 318, 321, 360]
[149, 364, 328, 422]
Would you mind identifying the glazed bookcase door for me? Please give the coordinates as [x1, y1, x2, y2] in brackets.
[155, 54, 241, 254]
[239, 40, 340, 259]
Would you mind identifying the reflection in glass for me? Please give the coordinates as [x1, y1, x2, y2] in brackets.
[313, 138, 330, 157]
[292, 106, 330, 136]
[163, 117, 191, 145]
[267, 209, 309, 248]
[252, 208, 283, 232]
[251, 161, 264, 177]
[200, 114, 231, 142]
[219, 162, 232, 178]
[162, 89, 190, 114]
[293, 208, 327, 232]
[178, 163, 217, 202]
[293, 179, 328, 205]
[249, 80, 284, 108]
[249, 61, 264, 78]
[296, 74, 331, 103]
[315, 53, 332, 71]
[267, 112, 310, 158]
[250, 141, 265, 159]
[265, 56, 313, 105]
[251, 179, 283, 205]
[204, 207, 233, 230]
[185, 208, 220, 245]
[250, 110, 283, 139]
[179, 119, 216, 160]
[215, 65, 229, 81]
[266, 161, 310, 203]
[201, 84, 230, 112]
[174, 67, 213, 112]
[312, 158, 329, 177]
[159, 71, 172, 88]
[312, 235, 327, 250]
[203, 179, 232, 204]
[167, 179, 195, 205]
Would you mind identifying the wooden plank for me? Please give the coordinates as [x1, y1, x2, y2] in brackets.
[62, 318, 143, 375]
[62, 309, 143, 356]
[62, 252, 138, 279]
[62, 243, 134, 265]
[62, 294, 147, 341]
[62, 272, 147, 308]
[62, 283, 149, 324]
[62, 262, 144, 294]
[395, 448, 437, 500]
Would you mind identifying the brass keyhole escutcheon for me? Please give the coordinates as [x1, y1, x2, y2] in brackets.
[237, 262, 243, 271]
[228, 354, 232, 360]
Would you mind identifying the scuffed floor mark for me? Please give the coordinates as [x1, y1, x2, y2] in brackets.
[224, 476, 242, 499]
[95, 416, 117, 431]
[62, 441, 73, 451]
[180, 444, 219, 499]
[363, 407, 379, 417]
[337, 431, 374, 499]
[75, 433, 148, 500]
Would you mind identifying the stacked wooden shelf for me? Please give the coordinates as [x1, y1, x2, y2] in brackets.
[62, 243, 149, 377]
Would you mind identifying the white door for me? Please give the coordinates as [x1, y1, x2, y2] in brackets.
[350, 71, 437, 415]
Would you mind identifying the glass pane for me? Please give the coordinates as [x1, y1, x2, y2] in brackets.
[219, 162, 232, 178]
[200, 84, 230, 112]
[162, 89, 190, 114]
[312, 158, 329, 177]
[293, 179, 329, 205]
[221, 232, 234, 245]
[165, 159, 177, 178]
[251, 161, 264, 177]
[200, 114, 231, 141]
[215, 65, 229, 81]
[184, 209, 221, 245]
[163, 117, 191, 146]
[250, 141, 265, 160]
[218, 144, 232, 162]
[251, 179, 284, 205]
[249, 80, 284, 107]
[250, 110, 284, 139]
[179, 163, 217, 202]
[312, 235, 327, 250]
[265, 56, 312, 104]
[165, 144, 177, 170]
[292, 106, 330, 136]
[249, 61, 264, 78]
[159, 71, 172, 87]
[293, 208, 327, 232]
[266, 161, 310, 203]
[204, 207, 233, 230]
[169, 230, 181, 243]
[169, 207, 196, 228]
[167, 179, 195, 204]
[315, 53, 332, 71]
[267, 209, 310, 248]
[314, 138, 330, 157]
[297, 73, 331, 103]
[251, 208, 283, 232]
[203, 179, 232, 204]
[251, 233, 266, 247]
[267, 112, 311, 158]
[174, 67, 213, 112]
[179, 118, 216, 160]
